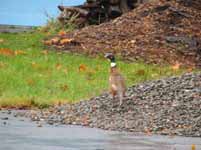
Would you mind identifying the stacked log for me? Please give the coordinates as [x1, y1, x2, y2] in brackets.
[57, 0, 148, 27]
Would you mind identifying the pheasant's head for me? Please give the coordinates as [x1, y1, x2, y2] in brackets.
[105, 53, 115, 62]
[104, 53, 116, 67]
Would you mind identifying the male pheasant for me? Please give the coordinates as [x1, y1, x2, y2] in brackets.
[105, 53, 126, 105]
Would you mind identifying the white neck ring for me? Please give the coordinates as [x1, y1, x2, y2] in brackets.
[111, 62, 116, 67]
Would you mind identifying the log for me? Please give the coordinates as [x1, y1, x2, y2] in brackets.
[58, 5, 89, 17]
[108, 5, 122, 18]
[109, 0, 120, 5]
[169, 7, 191, 18]
[57, 0, 149, 27]
[165, 36, 197, 48]
[120, 0, 130, 13]
[80, 2, 99, 9]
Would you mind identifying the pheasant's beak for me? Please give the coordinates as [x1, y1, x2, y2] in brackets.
[104, 53, 110, 58]
[104, 53, 113, 60]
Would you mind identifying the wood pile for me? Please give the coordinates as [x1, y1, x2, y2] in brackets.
[57, 0, 148, 27]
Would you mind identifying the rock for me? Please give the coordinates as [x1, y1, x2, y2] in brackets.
[7, 111, 11, 115]
[47, 120, 54, 125]
[1, 117, 9, 120]
[37, 123, 43, 127]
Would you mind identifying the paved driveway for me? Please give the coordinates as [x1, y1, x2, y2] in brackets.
[0, 111, 201, 150]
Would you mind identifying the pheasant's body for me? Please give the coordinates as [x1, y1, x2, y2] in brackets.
[105, 53, 126, 105]
[109, 67, 126, 102]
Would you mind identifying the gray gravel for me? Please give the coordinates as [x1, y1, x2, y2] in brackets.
[18, 73, 201, 137]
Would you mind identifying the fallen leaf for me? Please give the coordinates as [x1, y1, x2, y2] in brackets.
[144, 128, 152, 136]
[172, 62, 181, 71]
[0, 39, 4, 43]
[51, 37, 60, 44]
[79, 64, 87, 72]
[57, 45, 65, 49]
[41, 50, 48, 55]
[0, 48, 14, 56]
[0, 62, 6, 68]
[151, 73, 158, 78]
[191, 144, 196, 150]
[85, 72, 94, 80]
[81, 115, 90, 126]
[136, 69, 145, 76]
[43, 40, 52, 45]
[14, 50, 26, 55]
[31, 61, 38, 68]
[56, 63, 62, 70]
[187, 67, 194, 73]
[63, 68, 68, 74]
[130, 40, 136, 44]
[26, 79, 35, 86]
[60, 84, 68, 91]
[58, 30, 66, 36]
[54, 100, 65, 106]
[60, 38, 73, 45]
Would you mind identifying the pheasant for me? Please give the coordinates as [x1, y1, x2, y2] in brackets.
[105, 53, 126, 106]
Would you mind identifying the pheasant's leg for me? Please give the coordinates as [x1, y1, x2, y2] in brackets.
[112, 91, 117, 99]
[110, 88, 117, 99]
[119, 92, 123, 106]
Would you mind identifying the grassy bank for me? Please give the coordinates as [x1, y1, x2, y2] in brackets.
[0, 31, 188, 108]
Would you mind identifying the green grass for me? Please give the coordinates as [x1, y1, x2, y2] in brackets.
[0, 31, 188, 108]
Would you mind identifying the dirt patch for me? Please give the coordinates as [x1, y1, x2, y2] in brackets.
[44, 0, 201, 67]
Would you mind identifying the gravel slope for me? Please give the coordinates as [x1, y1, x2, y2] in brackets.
[23, 73, 201, 137]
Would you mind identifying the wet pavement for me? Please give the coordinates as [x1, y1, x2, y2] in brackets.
[0, 111, 201, 150]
